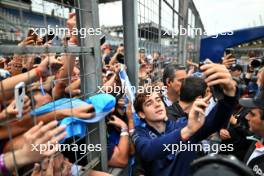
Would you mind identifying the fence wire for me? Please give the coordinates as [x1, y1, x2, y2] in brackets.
[0, 0, 205, 175]
[0, 0, 104, 175]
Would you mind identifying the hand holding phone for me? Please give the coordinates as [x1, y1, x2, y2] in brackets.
[15, 82, 25, 119]
[200, 63, 237, 98]
[27, 28, 38, 44]
[222, 53, 236, 69]
[225, 48, 234, 56]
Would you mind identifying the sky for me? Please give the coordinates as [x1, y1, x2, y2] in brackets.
[98, 0, 264, 35]
[31, 0, 264, 36]
[192, 0, 264, 35]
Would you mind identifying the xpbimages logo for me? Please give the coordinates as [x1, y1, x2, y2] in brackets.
[31, 141, 102, 155]
[97, 85, 167, 95]
[163, 141, 234, 154]
[30, 25, 102, 38]
[163, 25, 234, 38]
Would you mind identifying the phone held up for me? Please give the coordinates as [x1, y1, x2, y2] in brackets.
[15, 82, 25, 119]
[199, 61, 224, 101]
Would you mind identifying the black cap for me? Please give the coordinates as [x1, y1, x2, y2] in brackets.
[191, 154, 254, 176]
[239, 88, 264, 109]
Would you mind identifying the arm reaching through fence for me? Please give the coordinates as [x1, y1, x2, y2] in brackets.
[0, 105, 95, 145]
[0, 56, 62, 102]
[0, 121, 66, 174]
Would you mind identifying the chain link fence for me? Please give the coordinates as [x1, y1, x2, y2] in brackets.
[0, 0, 205, 175]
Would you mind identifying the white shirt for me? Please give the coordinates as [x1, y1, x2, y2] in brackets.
[162, 89, 173, 107]
[247, 145, 264, 165]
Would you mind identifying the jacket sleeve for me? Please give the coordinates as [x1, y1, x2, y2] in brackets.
[132, 127, 183, 161]
[190, 91, 238, 142]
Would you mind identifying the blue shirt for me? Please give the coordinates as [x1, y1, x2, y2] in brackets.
[132, 93, 238, 176]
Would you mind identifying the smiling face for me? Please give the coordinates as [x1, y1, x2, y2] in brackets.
[138, 92, 167, 123]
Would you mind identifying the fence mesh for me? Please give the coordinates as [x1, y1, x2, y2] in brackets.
[0, 0, 204, 175]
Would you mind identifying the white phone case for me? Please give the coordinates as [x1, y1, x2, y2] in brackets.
[14, 82, 25, 119]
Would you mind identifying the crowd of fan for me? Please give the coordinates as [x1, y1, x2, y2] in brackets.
[0, 12, 264, 176]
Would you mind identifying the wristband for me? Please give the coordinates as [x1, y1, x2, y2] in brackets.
[0, 154, 10, 175]
[121, 127, 128, 133]
[35, 68, 42, 78]
[120, 131, 129, 136]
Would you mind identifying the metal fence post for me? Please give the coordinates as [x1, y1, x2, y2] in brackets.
[178, 0, 189, 66]
[122, 0, 138, 87]
[76, 0, 108, 172]
[158, 0, 162, 50]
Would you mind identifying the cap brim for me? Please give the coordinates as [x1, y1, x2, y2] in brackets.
[239, 98, 258, 108]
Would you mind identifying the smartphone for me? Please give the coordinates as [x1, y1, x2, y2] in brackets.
[225, 48, 234, 56]
[198, 61, 204, 72]
[199, 61, 224, 101]
[14, 82, 25, 119]
[41, 33, 55, 44]
[100, 35, 106, 46]
[210, 85, 224, 101]
[27, 28, 38, 44]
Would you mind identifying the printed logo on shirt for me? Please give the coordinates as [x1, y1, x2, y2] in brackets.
[149, 131, 158, 139]
[253, 165, 264, 176]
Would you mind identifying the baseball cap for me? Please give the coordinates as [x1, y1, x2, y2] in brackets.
[239, 88, 264, 109]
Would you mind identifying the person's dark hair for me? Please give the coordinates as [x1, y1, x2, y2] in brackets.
[231, 64, 243, 72]
[134, 86, 162, 113]
[134, 92, 147, 113]
[162, 64, 185, 86]
[180, 76, 207, 103]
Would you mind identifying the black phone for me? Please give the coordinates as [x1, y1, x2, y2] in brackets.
[225, 48, 234, 56]
[210, 85, 224, 101]
[198, 61, 205, 72]
[100, 35, 106, 46]
[199, 61, 224, 101]
[41, 33, 55, 44]
[27, 28, 38, 44]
